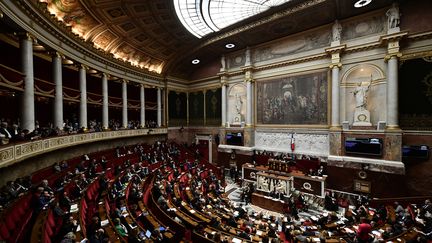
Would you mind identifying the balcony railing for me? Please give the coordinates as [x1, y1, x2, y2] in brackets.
[0, 128, 167, 168]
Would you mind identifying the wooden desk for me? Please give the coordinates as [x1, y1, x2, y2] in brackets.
[243, 164, 326, 197]
[251, 193, 286, 212]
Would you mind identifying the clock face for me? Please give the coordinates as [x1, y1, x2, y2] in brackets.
[357, 114, 367, 121]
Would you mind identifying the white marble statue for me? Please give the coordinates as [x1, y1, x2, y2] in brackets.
[353, 81, 371, 110]
[332, 20, 342, 42]
[352, 80, 372, 126]
[386, 3, 400, 30]
[220, 55, 226, 70]
[245, 47, 251, 65]
[235, 93, 243, 115]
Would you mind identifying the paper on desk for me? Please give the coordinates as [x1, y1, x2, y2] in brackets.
[101, 219, 109, 227]
[70, 204, 79, 213]
[232, 238, 242, 243]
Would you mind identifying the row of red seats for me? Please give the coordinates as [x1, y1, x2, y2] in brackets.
[0, 193, 33, 242]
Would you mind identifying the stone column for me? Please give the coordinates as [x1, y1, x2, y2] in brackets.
[208, 137, 213, 163]
[102, 73, 109, 130]
[325, 45, 345, 129]
[381, 32, 405, 130]
[387, 55, 399, 129]
[122, 80, 128, 128]
[157, 87, 162, 127]
[140, 84, 145, 128]
[221, 78, 227, 127]
[79, 64, 87, 129]
[20, 34, 35, 131]
[331, 65, 341, 128]
[52, 52, 63, 129]
[246, 78, 253, 126]
[186, 92, 189, 126]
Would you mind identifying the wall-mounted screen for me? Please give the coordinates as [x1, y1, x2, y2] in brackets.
[402, 145, 429, 159]
[226, 132, 244, 146]
[345, 138, 382, 156]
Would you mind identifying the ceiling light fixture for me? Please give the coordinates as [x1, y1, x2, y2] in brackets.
[192, 59, 200, 64]
[354, 0, 372, 8]
[225, 43, 236, 49]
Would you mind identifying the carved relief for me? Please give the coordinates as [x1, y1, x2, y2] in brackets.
[0, 148, 14, 163]
[228, 54, 245, 68]
[342, 15, 385, 40]
[255, 132, 329, 156]
[0, 129, 167, 167]
[253, 28, 330, 63]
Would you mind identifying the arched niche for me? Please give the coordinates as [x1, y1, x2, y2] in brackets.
[340, 64, 386, 125]
[227, 83, 246, 124]
[341, 64, 385, 84]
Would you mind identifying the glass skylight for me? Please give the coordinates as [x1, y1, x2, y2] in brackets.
[174, 0, 291, 38]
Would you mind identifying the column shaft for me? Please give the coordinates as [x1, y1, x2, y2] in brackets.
[102, 74, 109, 129]
[53, 53, 63, 129]
[387, 56, 399, 128]
[331, 66, 340, 127]
[221, 84, 227, 127]
[246, 81, 253, 125]
[79, 66, 87, 129]
[122, 80, 128, 128]
[157, 88, 162, 127]
[21, 36, 35, 131]
[140, 85, 145, 128]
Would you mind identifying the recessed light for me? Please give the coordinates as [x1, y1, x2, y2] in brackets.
[192, 59, 200, 64]
[225, 43, 235, 49]
[354, 0, 372, 8]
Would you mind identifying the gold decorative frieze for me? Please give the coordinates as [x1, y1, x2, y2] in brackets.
[0, 128, 167, 168]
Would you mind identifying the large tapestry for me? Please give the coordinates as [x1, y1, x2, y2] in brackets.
[256, 71, 328, 125]
[189, 92, 204, 126]
[399, 58, 432, 130]
[205, 88, 222, 126]
[168, 91, 187, 127]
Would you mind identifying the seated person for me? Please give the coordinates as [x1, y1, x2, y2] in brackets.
[356, 217, 373, 243]
[114, 218, 128, 237]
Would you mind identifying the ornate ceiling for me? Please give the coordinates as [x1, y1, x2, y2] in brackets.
[32, 0, 394, 80]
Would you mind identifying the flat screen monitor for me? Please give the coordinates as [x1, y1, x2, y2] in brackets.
[345, 138, 382, 156]
[402, 145, 429, 159]
[145, 230, 151, 238]
[226, 132, 244, 146]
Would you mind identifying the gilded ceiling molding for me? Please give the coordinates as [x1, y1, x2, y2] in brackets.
[5, 0, 164, 85]
[35, 0, 164, 74]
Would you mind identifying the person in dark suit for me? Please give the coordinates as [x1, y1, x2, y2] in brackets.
[0, 122, 12, 144]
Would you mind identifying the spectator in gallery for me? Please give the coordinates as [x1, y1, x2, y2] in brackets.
[0, 121, 12, 144]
